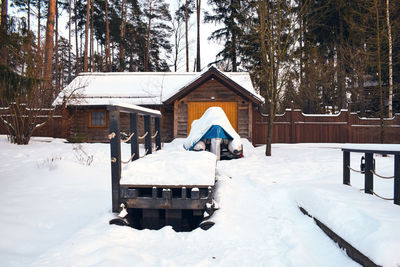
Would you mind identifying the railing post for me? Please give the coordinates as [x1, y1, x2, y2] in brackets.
[144, 115, 152, 155]
[394, 155, 400, 205]
[365, 153, 374, 195]
[343, 151, 350, 185]
[109, 107, 121, 213]
[130, 113, 139, 161]
[155, 117, 161, 151]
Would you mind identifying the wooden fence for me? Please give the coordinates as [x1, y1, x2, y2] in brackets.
[0, 107, 69, 139]
[252, 109, 400, 144]
[2, 107, 400, 144]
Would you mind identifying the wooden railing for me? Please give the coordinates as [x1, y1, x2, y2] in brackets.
[342, 145, 400, 205]
[107, 104, 162, 213]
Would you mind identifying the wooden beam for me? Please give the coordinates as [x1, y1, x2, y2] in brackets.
[106, 104, 161, 117]
[394, 155, 400, 205]
[343, 151, 350, 185]
[109, 107, 121, 213]
[155, 117, 161, 150]
[130, 113, 139, 161]
[299, 206, 381, 267]
[365, 153, 374, 195]
[144, 115, 152, 155]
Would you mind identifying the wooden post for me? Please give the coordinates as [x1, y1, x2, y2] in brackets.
[130, 113, 139, 161]
[343, 151, 350, 185]
[346, 108, 352, 143]
[155, 117, 161, 151]
[290, 109, 296, 143]
[394, 155, 400, 205]
[364, 153, 374, 194]
[109, 108, 121, 213]
[144, 115, 152, 155]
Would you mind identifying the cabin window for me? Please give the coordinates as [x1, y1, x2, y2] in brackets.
[89, 110, 106, 127]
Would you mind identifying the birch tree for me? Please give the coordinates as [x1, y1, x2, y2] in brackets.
[195, 0, 201, 71]
[185, 0, 189, 71]
[386, 0, 393, 118]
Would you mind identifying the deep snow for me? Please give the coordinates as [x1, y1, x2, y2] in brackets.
[0, 136, 399, 266]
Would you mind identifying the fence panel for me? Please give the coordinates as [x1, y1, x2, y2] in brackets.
[253, 109, 400, 144]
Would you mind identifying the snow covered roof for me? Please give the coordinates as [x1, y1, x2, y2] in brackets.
[53, 67, 263, 107]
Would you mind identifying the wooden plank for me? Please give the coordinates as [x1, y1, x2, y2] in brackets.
[120, 184, 214, 189]
[187, 101, 238, 132]
[124, 197, 212, 210]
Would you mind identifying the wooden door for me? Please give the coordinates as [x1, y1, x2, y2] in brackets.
[187, 102, 237, 133]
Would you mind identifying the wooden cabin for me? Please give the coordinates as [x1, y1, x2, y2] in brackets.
[53, 67, 264, 142]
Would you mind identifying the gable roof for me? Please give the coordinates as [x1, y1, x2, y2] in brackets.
[163, 67, 263, 104]
[53, 67, 263, 107]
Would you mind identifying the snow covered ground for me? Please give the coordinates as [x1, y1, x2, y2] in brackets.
[0, 135, 399, 267]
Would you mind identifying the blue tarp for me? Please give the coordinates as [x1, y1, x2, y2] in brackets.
[190, 125, 233, 150]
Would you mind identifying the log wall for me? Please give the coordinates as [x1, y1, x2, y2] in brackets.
[174, 79, 252, 139]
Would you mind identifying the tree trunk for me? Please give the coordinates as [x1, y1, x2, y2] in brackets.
[74, 0, 79, 74]
[257, 0, 273, 156]
[266, 101, 275, 156]
[375, 0, 384, 143]
[90, 0, 94, 71]
[27, 0, 30, 32]
[185, 0, 189, 72]
[144, 0, 152, 72]
[55, 2, 59, 95]
[37, 0, 41, 59]
[386, 0, 393, 118]
[196, 0, 201, 72]
[84, 0, 90, 72]
[68, 0, 71, 81]
[105, 0, 111, 71]
[359, 74, 365, 117]
[43, 0, 56, 93]
[119, 0, 125, 71]
[230, 0, 237, 72]
[26, 0, 33, 75]
[232, 33, 237, 72]
[338, 6, 346, 110]
[0, 0, 8, 66]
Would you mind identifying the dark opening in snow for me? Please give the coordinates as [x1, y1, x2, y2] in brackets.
[119, 208, 205, 232]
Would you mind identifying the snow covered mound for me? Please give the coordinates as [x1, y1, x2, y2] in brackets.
[295, 184, 400, 267]
[241, 138, 256, 157]
[183, 107, 241, 151]
[120, 150, 216, 186]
